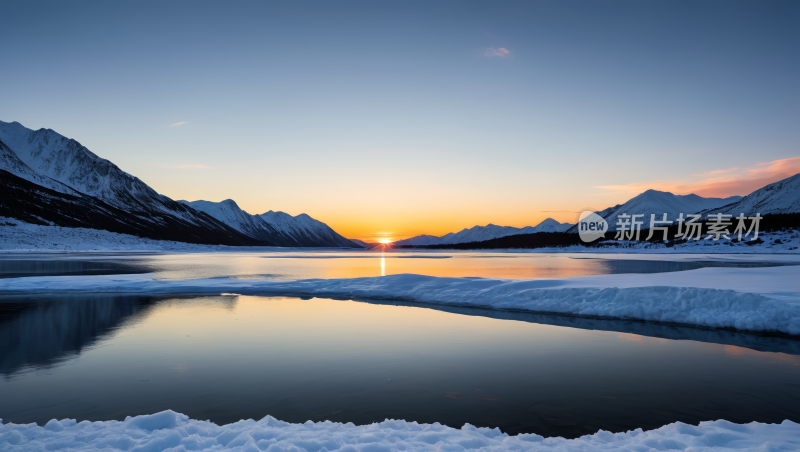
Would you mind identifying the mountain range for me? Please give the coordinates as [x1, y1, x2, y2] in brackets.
[395, 218, 574, 246]
[0, 120, 359, 248]
[398, 174, 800, 246]
[179, 199, 355, 247]
[565, 190, 743, 233]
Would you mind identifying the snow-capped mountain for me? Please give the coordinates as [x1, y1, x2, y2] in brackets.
[0, 120, 357, 247]
[178, 199, 280, 243]
[393, 234, 442, 246]
[394, 218, 574, 246]
[180, 200, 359, 247]
[517, 218, 575, 234]
[0, 121, 271, 245]
[570, 190, 743, 232]
[700, 173, 800, 216]
[259, 211, 358, 247]
[0, 121, 174, 214]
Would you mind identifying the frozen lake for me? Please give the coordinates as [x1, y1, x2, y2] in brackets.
[1, 252, 799, 438]
[0, 250, 797, 280]
[1, 292, 799, 438]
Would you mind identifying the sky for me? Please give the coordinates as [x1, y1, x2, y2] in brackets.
[2, 0, 798, 242]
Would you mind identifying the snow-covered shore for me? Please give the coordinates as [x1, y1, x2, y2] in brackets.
[2, 267, 798, 335]
[2, 409, 797, 451]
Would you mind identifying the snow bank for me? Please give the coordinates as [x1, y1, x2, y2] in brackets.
[490, 229, 800, 254]
[1, 410, 797, 451]
[3, 267, 799, 334]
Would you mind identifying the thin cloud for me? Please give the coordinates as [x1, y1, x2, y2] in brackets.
[694, 167, 739, 176]
[596, 157, 800, 198]
[154, 163, 213, 169]
[170, 121, 190, 127]
[173, 164, 212, 169]
[484, 47, 511, 58]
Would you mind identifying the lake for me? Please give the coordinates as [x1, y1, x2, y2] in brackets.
[0, 252, 798, 438]
[0, 250, 795, 280]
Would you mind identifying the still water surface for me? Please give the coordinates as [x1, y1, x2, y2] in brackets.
[1, 293, 799, 438]
[0, 251, 794, 280]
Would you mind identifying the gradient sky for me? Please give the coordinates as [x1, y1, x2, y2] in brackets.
[2, 0, 798, 241]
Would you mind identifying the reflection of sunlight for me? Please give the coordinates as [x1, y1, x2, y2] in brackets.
[381, 255, 386, 276]
[722, 345, 800, 365]
[616, 333, 668, 344]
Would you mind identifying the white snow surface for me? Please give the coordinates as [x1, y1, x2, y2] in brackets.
[395, 219, 574, 246]
[2, 410, 798, 452]
[3, 266, 799, 334]
[514, 228, 800, 254]
[6, 410, 800, 452]
[0, 305, 794, 452]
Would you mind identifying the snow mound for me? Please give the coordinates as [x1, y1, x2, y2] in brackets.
[3, 267, 799, 334]
[1, 410, 798, 451]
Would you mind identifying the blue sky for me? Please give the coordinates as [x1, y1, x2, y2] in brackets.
[2, 0, 798, 240]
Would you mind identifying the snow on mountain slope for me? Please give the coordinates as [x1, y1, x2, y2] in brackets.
[395, 219, 574, 246]
[0, 138, 79, 196]
[0, 121, 268, 246]
[294, 213, 358, 247]
[601, 190, 742, 228]
[259, 211, 356, 247]
[0, 121, 165, 212]
[181, 200, 356, 247]
[517, 218, 575, 234]
[564, 190, 743, 233]
[440, 224, 519, 245]
[394, 234, 442, 246]
[178, 199, 275, 240]
[702, 173, 800, 216]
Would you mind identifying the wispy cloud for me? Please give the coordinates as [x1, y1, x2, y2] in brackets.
[154, 163, 213, 169]
[484, 47, 511, 58]
[694, 167, 739, 176]
[173, 164, 212, 169]
[170, 121, 190, 127]
[596, 157, 800, 198]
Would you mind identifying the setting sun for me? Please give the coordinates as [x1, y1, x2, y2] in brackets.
[378, 238, 393, 244]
